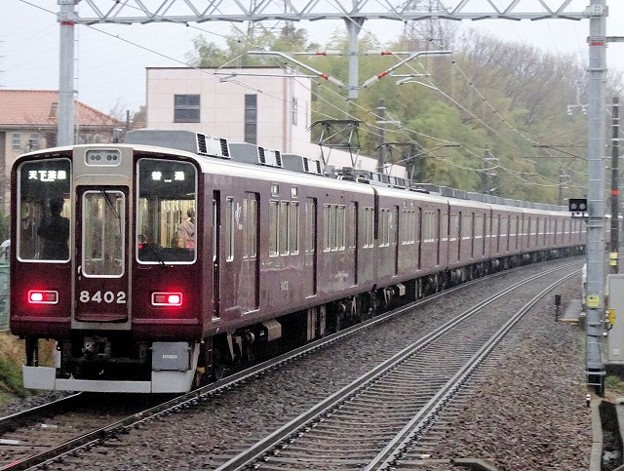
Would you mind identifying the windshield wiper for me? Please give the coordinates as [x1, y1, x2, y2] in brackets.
[101, 191, 120, 219]
[143, 242, 166, 267]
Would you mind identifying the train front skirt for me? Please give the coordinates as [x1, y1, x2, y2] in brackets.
[22, 341, 201, 393]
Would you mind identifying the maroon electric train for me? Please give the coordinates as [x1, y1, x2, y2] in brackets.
[9, 130, 585, 393]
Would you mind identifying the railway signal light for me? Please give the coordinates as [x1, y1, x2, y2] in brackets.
[568, 198, 587, 212]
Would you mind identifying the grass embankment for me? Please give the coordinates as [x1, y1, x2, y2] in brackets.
[0, 333, 55, 406]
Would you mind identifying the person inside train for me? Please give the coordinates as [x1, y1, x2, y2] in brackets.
[37, 197, 70, 260]
[177, 208, 196, 249]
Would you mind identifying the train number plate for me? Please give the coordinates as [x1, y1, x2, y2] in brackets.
[79, 290, 127, 304]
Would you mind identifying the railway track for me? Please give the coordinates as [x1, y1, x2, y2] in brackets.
[212, 264, 580, 470]
[0, 260, 581, 470]
[0, 392, 170, 470]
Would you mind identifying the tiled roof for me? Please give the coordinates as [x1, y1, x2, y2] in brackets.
[0, 90, 120, 128]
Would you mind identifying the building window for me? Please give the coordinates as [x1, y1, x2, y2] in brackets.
[28, 133, 40, 151]
[292, 97, 298, 126]
[244, 94, 257, 144]
[305, 101, 309, 128]
[12, 133, 21, 150]
[174, 94, 200, 123]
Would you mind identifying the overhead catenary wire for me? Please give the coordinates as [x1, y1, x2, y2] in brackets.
[17, 0, 575, 195]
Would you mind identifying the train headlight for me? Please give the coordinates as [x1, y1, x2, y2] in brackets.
[28, 290, 59, 304]
[151, 292, 183, 307]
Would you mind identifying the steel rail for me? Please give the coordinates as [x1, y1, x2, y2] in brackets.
[0, 259, 581, 470]
[366, 270, 580, 470]
[213, 263, 581, 470]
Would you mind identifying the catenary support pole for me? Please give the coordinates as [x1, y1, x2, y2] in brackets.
[610, 97, 619, 274]
[585, 0, 607, 395]
[58, 0, 76, 147]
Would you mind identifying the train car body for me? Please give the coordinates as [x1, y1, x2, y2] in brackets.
[10, 131, 586, 393]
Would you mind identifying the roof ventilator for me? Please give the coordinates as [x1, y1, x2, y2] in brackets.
[124, 129, 231, 159]
[229, 142, 283, 168]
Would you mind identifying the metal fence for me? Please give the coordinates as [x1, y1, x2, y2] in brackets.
[0, 263, 9, 331]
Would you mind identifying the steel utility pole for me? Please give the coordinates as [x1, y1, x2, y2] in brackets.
[585, 0, 607, 394]
[58, 0, 77, 147]
[611, 97, 620, 274]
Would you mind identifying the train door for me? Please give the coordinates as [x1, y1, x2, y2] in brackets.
[75, 188, 129, 323]
[305, 198, 317, 297]
[212, 193, 220, 318]
[241, 192, 259, 312]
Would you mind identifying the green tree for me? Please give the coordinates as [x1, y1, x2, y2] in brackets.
[183, 21, 595, 204]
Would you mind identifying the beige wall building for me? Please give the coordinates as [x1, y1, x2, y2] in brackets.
[146, 66, 311, 154]
[145, 66, 406, 178]
[0, 90, 121, 212]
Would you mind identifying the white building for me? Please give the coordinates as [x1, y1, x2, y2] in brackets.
[145, 66, 406, 178]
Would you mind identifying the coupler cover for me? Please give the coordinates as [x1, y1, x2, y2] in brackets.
[152, 342, 192, 371]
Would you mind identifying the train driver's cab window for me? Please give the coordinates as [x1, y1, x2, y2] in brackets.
[136, 158, 197, 264]
[17, 158, 72, 262]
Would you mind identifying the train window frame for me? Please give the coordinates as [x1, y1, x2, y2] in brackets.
[269, 200, 279, 257]
[331, 205, 337, 251]
[323, 204, 331, 252]
[243, 198, 248, 259]
[243, 196, 260, 260]
[322, 204, 346, 252]
[136, 158, 198, 265]
[305, 198, 316, 254]
[279, 201, 289, 256]
[379, 208, 390, 248]
[337, 205, 345, 250]
[82, 190, 125, 278]
[226, 197, 235, 262]
[440, 209, 449, 243]
[348, 202, 358, 249]
[248, 194, 258, 259]
[449, 213, 459, 242]
[213, 199, 218, 262]
[410, 209, 416, 244]
[400, 209, 408, 245]
[289, 202, 299, 255]
[17, 157, 72, 263]
[423, 211, 435, 243]
[364, 207, 374, 248]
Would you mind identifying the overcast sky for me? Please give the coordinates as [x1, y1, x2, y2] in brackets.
[1, 0, 624, 116]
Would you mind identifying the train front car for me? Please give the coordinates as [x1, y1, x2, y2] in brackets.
[10, 145, 202, 393]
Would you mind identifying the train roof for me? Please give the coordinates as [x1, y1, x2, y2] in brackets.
[13, 131, 571, 214]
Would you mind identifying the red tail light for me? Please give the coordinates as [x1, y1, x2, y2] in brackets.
[151, 292, 183, 307]
[28, 290, 59, 304]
